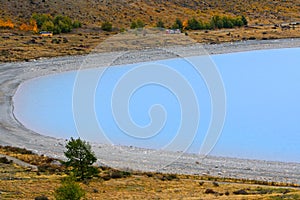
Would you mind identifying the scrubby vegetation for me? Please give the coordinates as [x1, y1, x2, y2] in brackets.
[185, 15, 248, 30]
[130, 19, 145, 29]
[156, 19, 165, 28]
[0, 145, 300, 199]
[171, 18, 184, 30]
[0, 0, 299, 62]
[101, 21, 113, 32]
[0, 19, 14, 29]
[31, 13, 81, 34]
[54, 176, 86, 200]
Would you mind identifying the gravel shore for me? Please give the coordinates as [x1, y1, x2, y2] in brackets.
[1, 38, 300, 184]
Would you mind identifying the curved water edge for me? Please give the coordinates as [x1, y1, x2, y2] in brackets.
[13, 46, 300, 163]
[1, 39, 300, 183]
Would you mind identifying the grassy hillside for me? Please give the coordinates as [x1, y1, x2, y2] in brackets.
[0, 0, 299, 62]
[1, 145, 300, 199]
[1, 0, 299, 28]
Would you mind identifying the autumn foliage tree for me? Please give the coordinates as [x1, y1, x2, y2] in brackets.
[0, 19, 14, 29]
[31, 13, 81, 34]
[19, 19, 38, 33]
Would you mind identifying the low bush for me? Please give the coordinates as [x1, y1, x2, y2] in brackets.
[171, 18, 183, 30]
[54, 176, 85, 200]
[156, 19, 165, 28]
[130, 19, 145, 29]
[0, 157, 12, 164]
[34, 195, 49, 200]
[101, 21, 112, 32]
[0, 145, 34, 155]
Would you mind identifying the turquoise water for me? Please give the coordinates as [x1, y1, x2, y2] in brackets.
[14, 48, 300, 162]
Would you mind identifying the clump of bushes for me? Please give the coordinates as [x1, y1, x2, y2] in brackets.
[130, 19, 145, 29]
[31, 13, 81, 34]
[0, 145, 34, 154]
[0, 156, 12, 164]
[54, 176, 85, 200]
[160, 174, 178, 181]
[184, 15, 247, 30]
[100, 169, 132, 181]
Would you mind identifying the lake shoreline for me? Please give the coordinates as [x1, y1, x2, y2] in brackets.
[1, 38, 300, 184]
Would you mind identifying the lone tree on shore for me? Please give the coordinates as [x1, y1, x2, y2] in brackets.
[64, 137, 98, 180]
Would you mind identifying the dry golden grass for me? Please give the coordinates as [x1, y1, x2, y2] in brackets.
[1, 0, 300, 62]
[1, 164, 300, 199]
[1, 0, 299, 28]
[0, 29, 110, 62]
[1, 22, 300, 63]
[1, 146, 300, 199]
[189, 24, 300, 44]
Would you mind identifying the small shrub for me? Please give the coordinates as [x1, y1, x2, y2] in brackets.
[110, 171, 123, 179]
[51, 38, 61, 44]
[212, 181, 219, 187]
[159, 174, 178, 181]
[0, 157, 12, 164]
[136, 19, 145, 28]
[120, 27, 126, 32]
[204, 188, 218, 194]
[130, 21, 137, 29]
[199, 181, 204, 186]
[101, 174, 111, 181]
[233, 189, 248, 195]
[109, 170, 131, 179]
[35, 195, 49, 200]
[241, 15, 248, 26]
[145, 172, 154, 177]
[72, 20, 82, 28]
[156, 19, 165, 28]
[54, 176, 85, 200]
[130, 19, 145, 29]
[172, 18, 183, 30]
[93, 188, 99, 193]
[101, 21, 112, 32]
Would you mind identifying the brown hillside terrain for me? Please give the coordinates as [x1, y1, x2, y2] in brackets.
[0, 0, 300, 62]
[1, 146, 300, 199]
[1, 0, 299, 28]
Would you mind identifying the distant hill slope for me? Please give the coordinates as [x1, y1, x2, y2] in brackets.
[1, 0, 299, 28]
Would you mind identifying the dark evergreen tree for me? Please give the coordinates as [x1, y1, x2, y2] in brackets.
[64, 137, 98, 180]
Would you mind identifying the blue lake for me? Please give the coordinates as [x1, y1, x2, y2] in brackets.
[13, 47, 300, 162]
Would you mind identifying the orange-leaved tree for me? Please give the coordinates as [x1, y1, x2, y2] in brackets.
[0, 19, 14, 29]
[19, 19, 38, 33]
